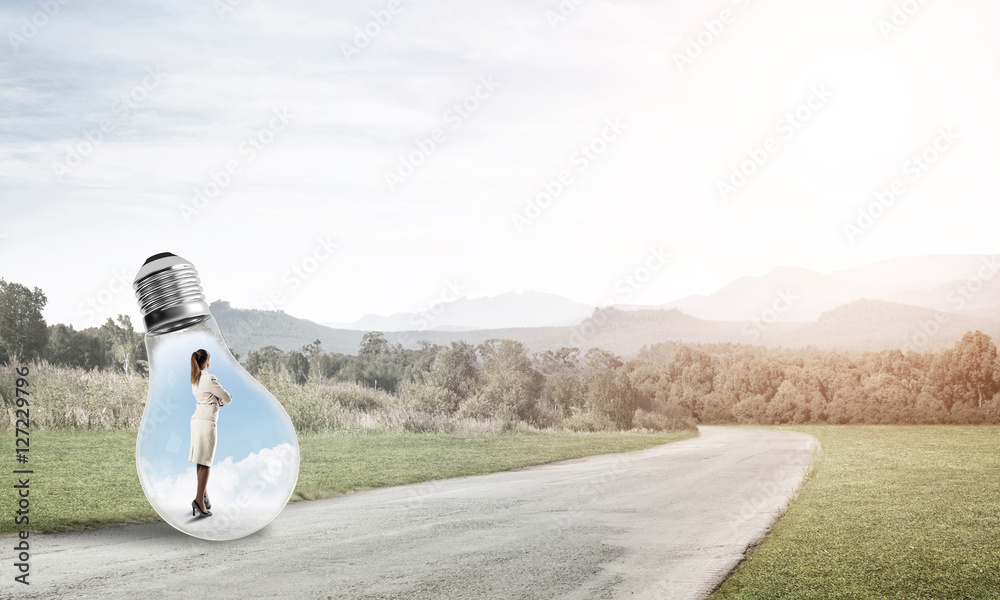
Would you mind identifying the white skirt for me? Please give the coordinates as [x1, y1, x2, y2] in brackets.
[189, 419, 217, 467]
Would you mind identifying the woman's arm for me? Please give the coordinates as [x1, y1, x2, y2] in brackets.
[206, 374, 233, 406]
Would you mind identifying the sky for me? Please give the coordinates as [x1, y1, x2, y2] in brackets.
[1, 0, 998, 329]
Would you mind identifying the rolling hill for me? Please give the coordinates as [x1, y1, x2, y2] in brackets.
[653, 253, 1000, 322]
[211, 253, 1000, 358]
[213, 300, 1000, 359]
[772, 299, 1000, 351]
[323, 291, 594, 331]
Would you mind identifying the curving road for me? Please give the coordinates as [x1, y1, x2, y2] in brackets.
[3, 427, 817, 600]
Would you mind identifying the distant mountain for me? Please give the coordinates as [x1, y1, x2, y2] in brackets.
[215, 301, 746, 358]
[653, 254, 1000, 322]
[214, 298, 1000, 360]
[962, 305, 1000, 322]
[212, 301, 368, 356]
[876, 275, 1000, 316]
[211, 253, 1000, 358]
[323, 291, 594, 332]
[830, 254, 999, 289]
[658, 266, 857, 322]
[773, 299, 1000, 351]
[584, 300, 1000, 353]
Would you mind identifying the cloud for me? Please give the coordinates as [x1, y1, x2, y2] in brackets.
[5, 0, 1000, 329]
[138, 443, 299, 517]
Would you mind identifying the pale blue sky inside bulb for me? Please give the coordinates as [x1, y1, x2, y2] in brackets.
[142, 328, 294, 482]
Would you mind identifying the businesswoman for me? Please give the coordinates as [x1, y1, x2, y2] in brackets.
[190, 349, 232, 517]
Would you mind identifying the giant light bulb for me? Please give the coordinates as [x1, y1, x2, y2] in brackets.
[132, 252, 299, 541]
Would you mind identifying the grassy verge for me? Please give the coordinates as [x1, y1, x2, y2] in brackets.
[713, 425, 1000, 600]
[0, 429, 695, 535]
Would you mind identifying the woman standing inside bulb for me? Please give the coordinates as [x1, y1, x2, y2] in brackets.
[189, 349, 232, 517]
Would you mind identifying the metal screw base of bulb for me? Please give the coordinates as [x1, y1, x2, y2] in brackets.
[133, 253, 212, 334]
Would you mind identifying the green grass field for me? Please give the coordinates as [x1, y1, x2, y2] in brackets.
[0, 429, 695, 535]
[713, 426, 1000, 600]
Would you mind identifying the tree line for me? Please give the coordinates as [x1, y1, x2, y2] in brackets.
[243, 329, 1000, 428]
[634, 331, 1000, 425]
[243, 333, 666, 430]
[0, 278, 148, 377]
[5, 276, 1000, 429]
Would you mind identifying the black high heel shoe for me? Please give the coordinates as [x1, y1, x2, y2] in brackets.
[204, 495, 211, 510]
[192, 500, 212, 517]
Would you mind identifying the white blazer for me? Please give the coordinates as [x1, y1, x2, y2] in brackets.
[191, 372, 232, 422]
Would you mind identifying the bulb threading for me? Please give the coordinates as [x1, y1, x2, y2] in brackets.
[133, 254, 211, 334]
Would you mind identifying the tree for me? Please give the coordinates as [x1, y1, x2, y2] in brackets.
[300, 339, 323, 359]
[666, 347, 714, 421]
[716, 353, 783, 409]
[584, 369, 639, 429]
[432, 341, 481, 406]
[765, 380, 807, 424]
[781, 363, 829, 424]
[732, 393, 770, 424]
[584, 347, 623, 371]
[353, 332, 406, 393]
[45, 324, 107, 370]
[100, 315, 143, 378]
[45, 324, 75, 365]
[463, 339, 543, 421]
[546, 376, 584, 414]
[620, 360, 666, 412]
[314, 352, 349, 380]
[860, 373, 911, 424]
[533, 347, 580, 375]
[358, 332, 390, 362]
[0, 279, 49, 363]
[534, 348, 585, 416]
[286, 351, 310, 385]
[245, 345, 286, 376]
[949, 331, 998, 409]
[411, 340, 442, 373]
[914, 391, 948, 424]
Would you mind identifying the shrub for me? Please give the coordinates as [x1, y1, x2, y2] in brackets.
[399, 380, 460, 413]
[561, 410, 616, 432]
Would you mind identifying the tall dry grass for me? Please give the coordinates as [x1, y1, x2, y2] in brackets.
[0, 363, 146, 430]
[0, 362, 530, 435]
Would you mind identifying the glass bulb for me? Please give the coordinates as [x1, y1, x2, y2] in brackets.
[132, 253, 299, 541]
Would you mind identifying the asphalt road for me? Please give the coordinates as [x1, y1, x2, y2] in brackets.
[3, 427, 818, 600]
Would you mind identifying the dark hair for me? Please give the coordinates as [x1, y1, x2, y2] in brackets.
[191, 349, 210, 385]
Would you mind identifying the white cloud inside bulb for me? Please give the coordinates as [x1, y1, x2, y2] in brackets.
[138, 444, 299, 510]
